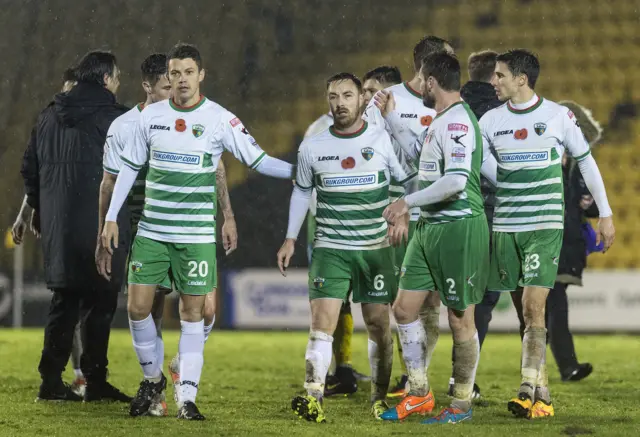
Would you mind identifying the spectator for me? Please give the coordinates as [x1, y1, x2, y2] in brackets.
[21, 50, 131, 402]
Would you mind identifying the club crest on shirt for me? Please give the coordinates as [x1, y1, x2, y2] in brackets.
[534, 122, 547, 136]
[361, 147, 374, 161]
[192, 123, 205, 138]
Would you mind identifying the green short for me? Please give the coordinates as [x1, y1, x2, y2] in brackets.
[309, 246, 397, 304]
[393, 220, 418, 276]
[128, 236, 217, 295]
[128, 225, 172, 293]
[399, 214, 490, 311]
[488, 229, 563, 291]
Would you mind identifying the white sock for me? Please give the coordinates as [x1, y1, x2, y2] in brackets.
[129, 314, 161, 380]
[74, 368, 84, 379]
[397, 319, 429, 396]
[204, 316, 215, 343]
[368, 337, 393, 402]
[155, 318, 164, 372]
[179, 319, 205, 406]
[303, 330, 333, 398]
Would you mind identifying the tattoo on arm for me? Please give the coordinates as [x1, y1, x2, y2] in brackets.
[216, 159, 234, 219]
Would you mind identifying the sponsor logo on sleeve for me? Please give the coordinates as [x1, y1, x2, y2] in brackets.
[451, 133, 467, 146]
[447, 123, 468, 132]
[152, 150, 201, 165]
[534, 122, 547, 136]
[361, 147, 374, 161]
[451, 146, 466, 163]
[229, 117, 242, 127]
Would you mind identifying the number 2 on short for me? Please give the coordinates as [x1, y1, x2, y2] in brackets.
[446, 278, 456, 294]
[188, 260, 208, 277]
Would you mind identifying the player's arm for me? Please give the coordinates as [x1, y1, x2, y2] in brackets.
[101, 117, 149, 254]
[277, 144, 314, 276]
[478, 115, 498, 186]
[383, 125, 473, 224]
[221, 115, 294, 179]
[384, 136, 415, 245]
[21, 124, 39, 212]
[216, 159, 238, 255]
[96, 125, 122, 279]
[562, 108, 614, 250]
[373, 90, 422, 160]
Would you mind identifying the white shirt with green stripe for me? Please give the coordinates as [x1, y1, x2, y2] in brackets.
[363, 82, 435, 221]
[409, 101, 485, 224]
[103, 103, 146, 225]
[480, 94, 602, 232]
[119, 96, 270, 244]
[295, 121, 413, 250]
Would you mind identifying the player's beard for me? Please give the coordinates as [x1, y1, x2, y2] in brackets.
[422, 92, 436, 109]
[333, 107, 359, 130]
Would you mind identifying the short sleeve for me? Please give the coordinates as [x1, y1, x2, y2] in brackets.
[103, 122, 123, 174]
[120, 115, 149, 171]
[294, 142, 313, 190]
[561, 107, 591, 161]
[442, 121, 474, 177]
[220, 112, 267, 169]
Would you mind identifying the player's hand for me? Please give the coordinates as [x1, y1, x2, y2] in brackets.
[11, 215, 27, 245]
[95, 239, 112, 281]
[579, 194, 594, 211]
[30, 209, 41, 239]
[383, 199, 409, 226]
[596, 215, 615, 252]
[277, 238, 296, 277]
[373, 90, 396, 117]
[388, 218, 409, 247]
[222, 216, 238, 255]
[100, 221, 119, 255]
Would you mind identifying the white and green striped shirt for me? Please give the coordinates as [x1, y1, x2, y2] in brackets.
[480, 95, 592, 232]
[296, 122, 414, 250]
[103, 104, 146, 224]
[363, 82, 436, 221]
[120, 96, 266, 243]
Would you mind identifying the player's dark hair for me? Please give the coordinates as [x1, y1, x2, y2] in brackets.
[413, 35, 451, 72]
[363, 66, 402, 87]
[421, 52, 461, 92]
[496, 49, 540, 89]
[168, 43, 203, 70]
[141, 53, 168, 85]
[62, 67, 76, 83]
[468, 50, 498, 82]
[74, 50, 117, 86]
[326, 72, 363, 94]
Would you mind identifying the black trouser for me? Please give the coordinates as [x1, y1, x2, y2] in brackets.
[38, 287, 119, 386]
[513, 283, 579, 377]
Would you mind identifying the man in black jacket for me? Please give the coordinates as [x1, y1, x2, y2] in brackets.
[21, 51, 131, 402]
[448, 50, 503, 398]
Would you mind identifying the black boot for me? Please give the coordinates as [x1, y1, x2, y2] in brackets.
[84, 380, 132, 402]
[36, 380, 83, 402]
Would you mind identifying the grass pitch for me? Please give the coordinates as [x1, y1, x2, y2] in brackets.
[0, 329, 638, 436]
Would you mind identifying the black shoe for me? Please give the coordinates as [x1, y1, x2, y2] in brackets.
[84, 381, 133, 403]
[129, 374, 167, 417]
[36, 381, 83, 402]
[177, 401, 205, 420]
[324, 366, 357, 397]
[562, 363, 593, 382]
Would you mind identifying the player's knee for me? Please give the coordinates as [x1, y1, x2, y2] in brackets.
[392, 301, 415, 324]
[127, 300, 152, 321]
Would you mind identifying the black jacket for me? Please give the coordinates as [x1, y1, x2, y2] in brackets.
[461, 81, 502, 229]
[556, 160, 599, 285]
[21, 82, 130, 291]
